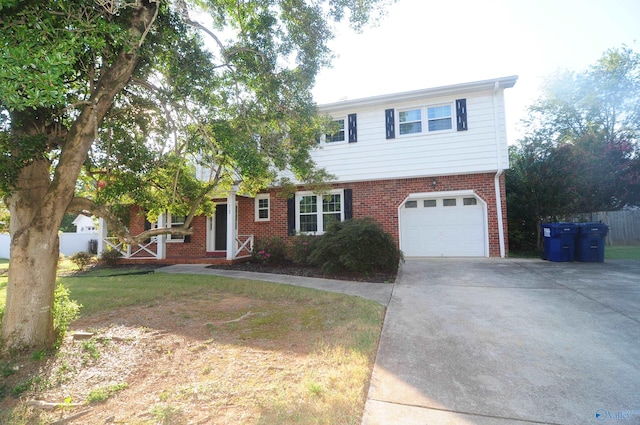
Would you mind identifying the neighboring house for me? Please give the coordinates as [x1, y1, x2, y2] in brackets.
[72, 214, 98, 234]
[100, 76, 517, 262]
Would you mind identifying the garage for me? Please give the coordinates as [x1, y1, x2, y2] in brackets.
[399, 191, 487, 257]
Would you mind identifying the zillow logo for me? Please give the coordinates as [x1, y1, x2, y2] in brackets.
[596, 409, 640, 421]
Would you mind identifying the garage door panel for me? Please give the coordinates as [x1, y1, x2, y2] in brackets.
[400, 196, 486, 257]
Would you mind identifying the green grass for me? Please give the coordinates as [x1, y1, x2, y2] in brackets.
[87, 383, 127, 403]
[510, 245, 640, 261]
[605, 245, 640, 261]
[0, 261, 385, 425]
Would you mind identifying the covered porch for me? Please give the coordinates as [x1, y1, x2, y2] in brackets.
[97, 190, 254, 263]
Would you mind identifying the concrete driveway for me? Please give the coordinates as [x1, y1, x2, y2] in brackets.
[363, 258, 640, 425]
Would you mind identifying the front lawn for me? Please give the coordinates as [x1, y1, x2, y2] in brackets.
[605, 245, 640, 261]
[0, 263, 384, 425]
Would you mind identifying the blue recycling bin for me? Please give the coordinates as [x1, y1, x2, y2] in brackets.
[576, 223, 609, 262]
[541, 223, 579, 262]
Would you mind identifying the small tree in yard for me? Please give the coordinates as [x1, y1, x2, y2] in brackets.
[0, 0, 393, 350]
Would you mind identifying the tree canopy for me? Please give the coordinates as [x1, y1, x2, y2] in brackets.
[507, 46, 640, 251]
[0, 0, 392, 349]
[0, 0, 391, 238]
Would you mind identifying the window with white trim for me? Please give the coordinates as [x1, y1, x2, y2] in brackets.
[395, 103, 454, 137]
[427, 104, 452, 131]
[325, 119, 345, 143]
[255, 194, 270, 221]
[399, 109, 422, 135]
[296, 190, 344, 234]
[166, 213, 186, 242]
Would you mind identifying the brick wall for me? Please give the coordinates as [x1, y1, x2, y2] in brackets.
[244, 172, 508, 257]
[128, 172, 508, 258]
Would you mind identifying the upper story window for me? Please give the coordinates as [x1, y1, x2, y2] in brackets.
[326, 119, 345, 142]
[399, 109, 422, 135]
[427, 105, 452, 132]
[255, 194, 270, 221]
[388, 101, 460, 139]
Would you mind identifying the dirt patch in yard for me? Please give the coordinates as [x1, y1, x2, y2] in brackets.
[1, 290, 382, 424]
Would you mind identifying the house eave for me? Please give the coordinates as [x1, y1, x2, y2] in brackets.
[318, 75, 518, 113]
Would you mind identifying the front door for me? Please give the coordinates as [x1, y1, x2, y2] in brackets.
[207, 204, 228, 252]
[214, 204, 227, 251]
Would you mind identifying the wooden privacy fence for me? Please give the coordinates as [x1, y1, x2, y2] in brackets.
[569, 210, 640, 246]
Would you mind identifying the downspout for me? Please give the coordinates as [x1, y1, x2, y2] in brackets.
[493, 81, 506, 258]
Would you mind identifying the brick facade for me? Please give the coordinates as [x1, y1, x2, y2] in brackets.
[244, 172, 508, 257]
[128, 172, 508, 259]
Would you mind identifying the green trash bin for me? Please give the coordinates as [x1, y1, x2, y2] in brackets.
[541, 223, 579, 262]
[576, 223, 609, 262]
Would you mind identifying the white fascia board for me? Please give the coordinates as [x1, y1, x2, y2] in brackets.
[318, 75, 518, 114]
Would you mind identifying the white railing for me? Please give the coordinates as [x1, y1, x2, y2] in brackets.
[104, 237, 158, 259]
[235, 235, 254, 259]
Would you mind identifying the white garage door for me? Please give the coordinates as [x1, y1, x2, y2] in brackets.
[400, 195, 486, 257]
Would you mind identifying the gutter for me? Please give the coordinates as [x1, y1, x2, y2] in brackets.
[493, 82, 506, 258]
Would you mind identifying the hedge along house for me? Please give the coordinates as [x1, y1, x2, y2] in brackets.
[98, 76, 517, 262]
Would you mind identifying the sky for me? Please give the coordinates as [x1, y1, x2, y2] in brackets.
[311, 0, 640, 142]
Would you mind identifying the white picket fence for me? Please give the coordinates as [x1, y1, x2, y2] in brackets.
[0, 232, 99, 259]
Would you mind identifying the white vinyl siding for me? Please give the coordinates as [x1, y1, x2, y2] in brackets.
[312, 90, 510, 183]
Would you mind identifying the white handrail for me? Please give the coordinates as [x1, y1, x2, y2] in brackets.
[103, 237, 158, 259]
[235, 235, 254, 258]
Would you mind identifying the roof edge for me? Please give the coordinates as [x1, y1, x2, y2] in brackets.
[318, 75, 518, 112]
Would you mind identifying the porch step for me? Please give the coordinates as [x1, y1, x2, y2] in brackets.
[117, 256, 247, 266]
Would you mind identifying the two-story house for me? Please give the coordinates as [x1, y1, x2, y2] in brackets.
[99, 75, 517, 261]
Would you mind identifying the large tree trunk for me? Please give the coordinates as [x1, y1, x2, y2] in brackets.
[0, 1, 159, 351]
[2, 160, 63, 349]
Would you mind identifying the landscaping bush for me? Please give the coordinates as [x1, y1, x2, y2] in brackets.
[252, 236, 287, 264]
[287, 234, 319, 266]
[309, 217, 403, 274]
[52, 284, 82, 348]
[100, 248, 122, 267]
[70, 251, 93, 271]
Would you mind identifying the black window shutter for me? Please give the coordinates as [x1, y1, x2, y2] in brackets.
[184, 235, 191, 243]
[344, 189, 353, 220]
[348, 113, 357, 143]
[385, 109, 395, 139]
[287, 197, 296, 236]
[143, 217, 152, 244]
[456, 98, 468, 131]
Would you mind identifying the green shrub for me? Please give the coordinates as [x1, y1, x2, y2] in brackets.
[53, 284, 82, 348]
[287, 234, 319, 266]
[100, 248, 122, 267]
[309, 217, 403, 274]
[252, 236, 287, 264]
[70, 251, 93, 271]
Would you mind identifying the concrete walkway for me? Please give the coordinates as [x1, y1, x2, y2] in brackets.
[156, 263, 394, 306]
[362, 258, 640, 425]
